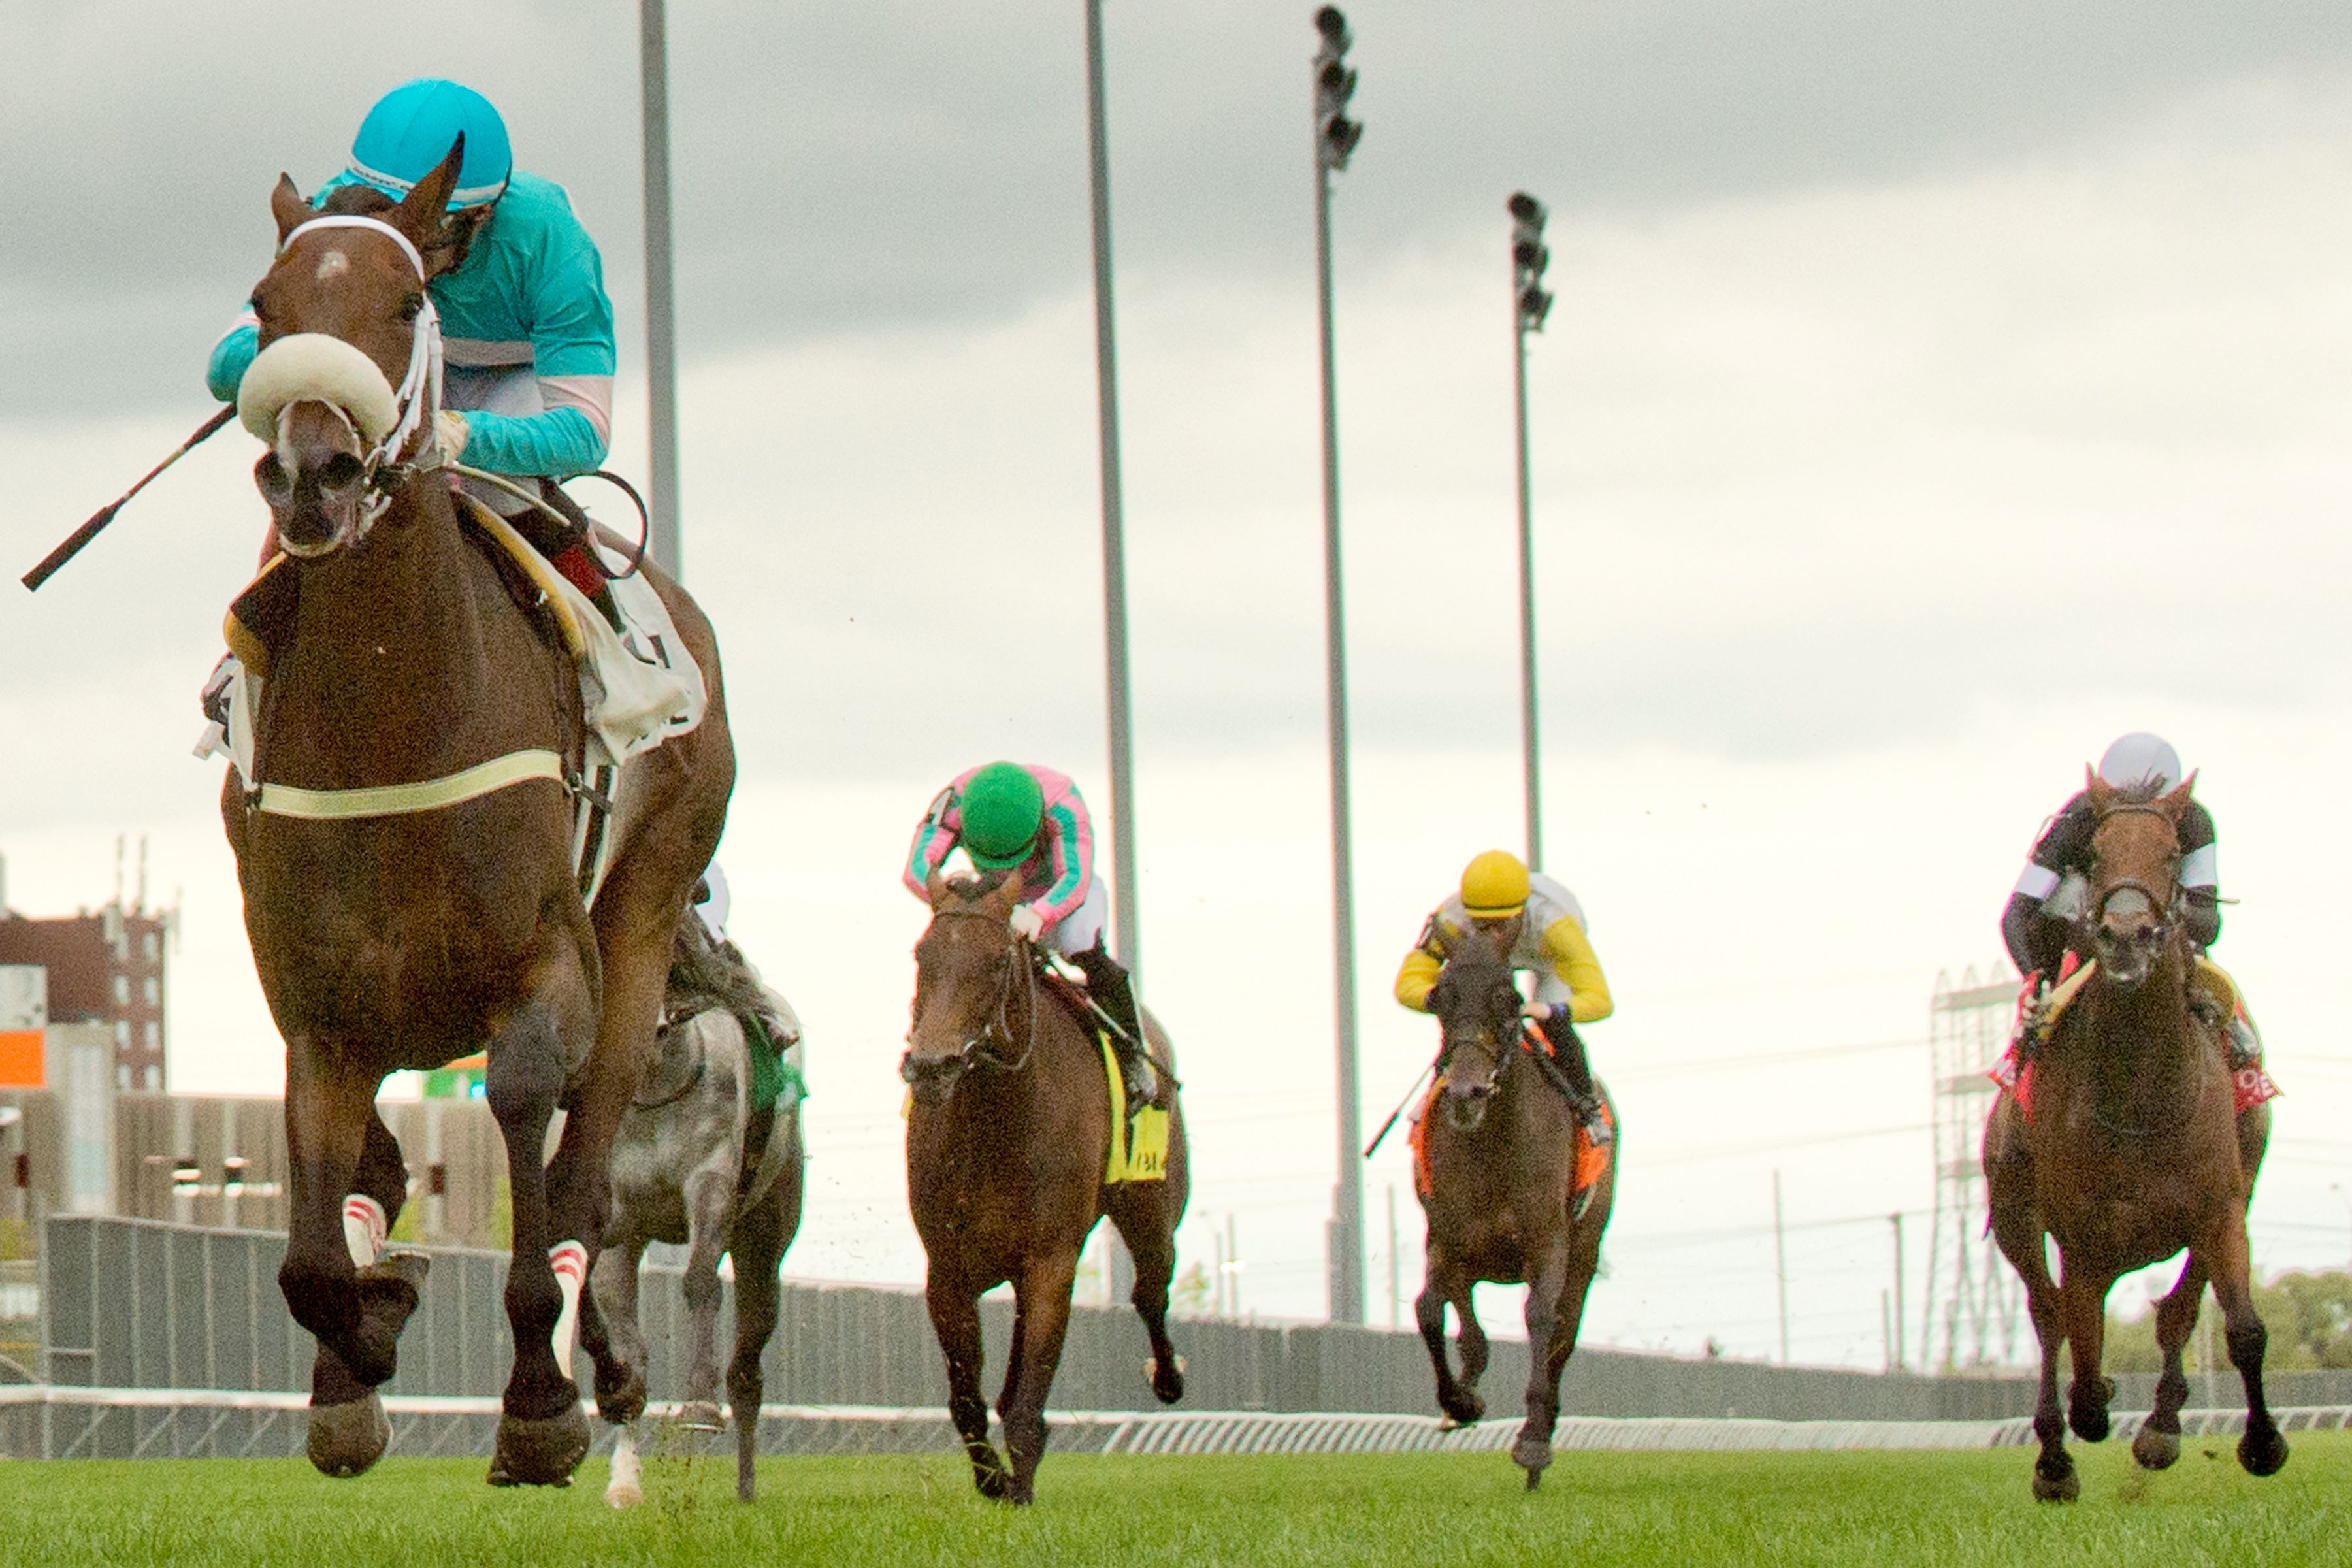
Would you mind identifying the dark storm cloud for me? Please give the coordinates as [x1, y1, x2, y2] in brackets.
[6, 0, 2348, 414]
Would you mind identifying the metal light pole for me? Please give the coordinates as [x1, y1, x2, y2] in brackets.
[1085, 0, 1141, 985]
[1311, 5, 1365, 1326]
[1507, 193, 1554, 868]
[640, 0, 683, 577]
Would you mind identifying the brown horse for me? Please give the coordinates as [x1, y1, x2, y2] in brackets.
[1984, 771, 2283, 1501]
[221, 141, 733, 1486]
[904, 869, 1188, 1504]
[1416, 923, 1615, 1490]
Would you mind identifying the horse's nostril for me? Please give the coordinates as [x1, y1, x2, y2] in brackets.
[255, 453, 291, 505]
[319, 453, 365, 493]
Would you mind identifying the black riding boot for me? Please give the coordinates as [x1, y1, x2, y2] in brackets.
[1070, 943, 1158, 1105]
[1539, 1009, 1610, 1145]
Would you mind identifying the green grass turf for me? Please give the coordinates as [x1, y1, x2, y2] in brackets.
[4, 1432, 2349, 1567]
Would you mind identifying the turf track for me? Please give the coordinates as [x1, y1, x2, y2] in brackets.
[5, 1433, 2349, 1566]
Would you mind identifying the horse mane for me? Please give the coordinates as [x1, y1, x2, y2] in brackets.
[2106, 777, 2178, 807]
[940, 867, 1015, 904]
[666, 913, 771, 1023]
[318, 183, 395, 216]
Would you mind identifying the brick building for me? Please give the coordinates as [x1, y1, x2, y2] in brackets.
[0, 900, 171, 1092]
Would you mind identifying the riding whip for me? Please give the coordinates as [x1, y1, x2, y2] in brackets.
[1363, 1062, 1435, 1159]
[22, 404, 238, 591]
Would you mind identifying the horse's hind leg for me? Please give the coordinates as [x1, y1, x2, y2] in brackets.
[1107, 1192, 1185, 1405]
[2210, 1213, 2289, 1477]
[677, 1164, 734, 1431]
[592, 1237, 649, 1509]
[927, 1275, 1009, 1500]
[2132, 1254, 2207, 1471]
[725, 1168, 792, 1503]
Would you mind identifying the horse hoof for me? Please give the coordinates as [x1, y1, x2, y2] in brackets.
[1435, 1414, 1462, 1433]
[2132, 1426, 2181, 1471]
[306, 1392, 390, 1478]
[970, 1446, 1011, 1501]
[1524, 1467, 1541, 1492]
[2239, 1428, 2289, 1478]
[2068, 1401, 2110, 1444]
[489, 1402, 590, 1488]
[1144, 1355, 1186, 1405]
[1511, 1436, 1553, 1477]
[1439, 1392, 1485, 1427]
[595, 1365, 647, 1427]
[677, 1400, 725, 1433]
[2031, 1463, 2080, 1504]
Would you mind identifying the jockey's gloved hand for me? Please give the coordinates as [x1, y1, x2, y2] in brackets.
[1009, 903, 1045, 943]
[435, 409, 470, 461]
[1520, 999, 1553, 1021]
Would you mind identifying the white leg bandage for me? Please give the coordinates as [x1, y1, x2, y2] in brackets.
[342, 1195, 387, 1268]
[549, 1239, 588, 1379]
[606, 1421, 644, 1509]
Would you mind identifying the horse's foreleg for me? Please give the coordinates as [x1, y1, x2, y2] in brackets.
[1416, 1249, 1482, 1427]
[1987, 1148, 2071, 1501]
[1454, 1280, 1490, 1402]
[1512, 1240, 1572, 1488]
[2057, 1263, 2117, 1444]
[727, 1174, 792, 1503]
[280, 1043, 404, 1478]
[2133, 1254, 2208, 1471]
[589, 1235, 649, 1425]
[926, 1275, 1007, 1500]
[1000, 1250, 1081, 1506]
[484, 1000, 591, 1486]
[677, 1164, 734, 1430]
[1107, 1192, 1186, 1405]
[2211, 1211, 2289, 1477]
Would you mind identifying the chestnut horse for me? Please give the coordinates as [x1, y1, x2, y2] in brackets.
[904, 870, 1188, 1504]
[1984, 772, 2282, 1501]
[222, 142, 732, 1486]
[1416, 923, 1615, 1490]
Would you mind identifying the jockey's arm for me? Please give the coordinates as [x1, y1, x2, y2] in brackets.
[2180, 800, 2221, 950]
[1394, 926, 1445, 1013]
[1539, 915, 1612, 1024]
[902, 787, 960, 900]
[2002, 797, 2091, 978]
[1026, 786, 1095, 927]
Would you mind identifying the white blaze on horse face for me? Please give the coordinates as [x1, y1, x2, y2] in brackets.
[342, 1194, 387, 1268]
[314, 249, 351, 282]
[549, 1239, 587, 1378]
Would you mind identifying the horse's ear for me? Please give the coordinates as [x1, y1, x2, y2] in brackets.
[2159, 771, 2198, 820]
[389, 135, 465, 249]
[980, 872, 1023, 915]
[2084, 766, 2114, 813]
[925, 866, 950, 908]
[270, 174, 310, 243]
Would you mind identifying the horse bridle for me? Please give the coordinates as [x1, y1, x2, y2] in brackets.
[901, 910, 1037, 1086]
[2087, 802, 2186, 934]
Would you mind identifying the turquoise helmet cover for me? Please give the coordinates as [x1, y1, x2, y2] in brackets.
[348, 78, 513, 209]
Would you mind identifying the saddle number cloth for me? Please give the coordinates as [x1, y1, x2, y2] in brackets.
[1100, 1031, 1170, 1185]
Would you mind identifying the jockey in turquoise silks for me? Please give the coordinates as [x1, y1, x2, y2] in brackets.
[204, 78, 615, 549]
[903, 762, 1159, 1103]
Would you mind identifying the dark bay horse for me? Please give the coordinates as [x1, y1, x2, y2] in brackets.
[222, 142, 733, 1486]
[904, 870, 1188, 1505]
[1416, 924, 1615, 1490]
[1984, 771, 2282, 1501]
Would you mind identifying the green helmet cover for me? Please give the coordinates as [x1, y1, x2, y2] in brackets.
[960, 763, 1044, 870]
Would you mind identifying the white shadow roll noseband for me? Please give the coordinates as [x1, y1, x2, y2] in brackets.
[237, 214, 446, 541]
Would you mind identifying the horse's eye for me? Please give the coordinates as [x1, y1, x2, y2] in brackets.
[399, 293, 425, 323]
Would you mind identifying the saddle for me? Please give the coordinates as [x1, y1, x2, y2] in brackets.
[1037, 968, 1171, 1185]
[1989, 957, 2279, 1125]
[1409, 1025, 1613, 1216]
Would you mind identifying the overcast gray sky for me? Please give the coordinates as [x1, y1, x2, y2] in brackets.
[8, 2, 2352, 1365]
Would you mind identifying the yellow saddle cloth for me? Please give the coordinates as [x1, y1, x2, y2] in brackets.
[1100, 1032, 1170, 1185]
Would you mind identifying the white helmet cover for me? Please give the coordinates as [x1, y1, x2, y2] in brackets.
[2097, 732, 2182, 791]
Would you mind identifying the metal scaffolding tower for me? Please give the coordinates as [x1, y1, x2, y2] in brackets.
[1921, 964, 2026, 1370]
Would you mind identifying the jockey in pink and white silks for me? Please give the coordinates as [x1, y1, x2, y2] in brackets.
[902, 762, 1157, 1102]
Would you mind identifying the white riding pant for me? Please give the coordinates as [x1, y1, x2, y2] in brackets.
[1045, 876, 1110, 959]
[1529, 968, 1576, 1017]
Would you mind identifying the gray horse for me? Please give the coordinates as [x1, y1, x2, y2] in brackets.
[593, 912, 806, 1507]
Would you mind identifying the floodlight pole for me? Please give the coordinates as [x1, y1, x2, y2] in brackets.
[1085, 0, 1141, 985]
[1312, 7, 1364, 1326]
[640, 0, 683, 578]
[1512, 291, 1541, 869]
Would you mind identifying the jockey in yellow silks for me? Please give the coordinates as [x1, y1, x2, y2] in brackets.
[1395, 849, 1614, 1144]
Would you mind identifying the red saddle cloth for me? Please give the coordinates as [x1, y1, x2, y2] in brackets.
[1987, 967, 2280, 1126]
[1409, 1026, 1613, 1202]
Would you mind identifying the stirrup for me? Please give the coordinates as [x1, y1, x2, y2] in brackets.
[1574, 1096, 1611, 1146]
[1120, 1051, 1160, 1107]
